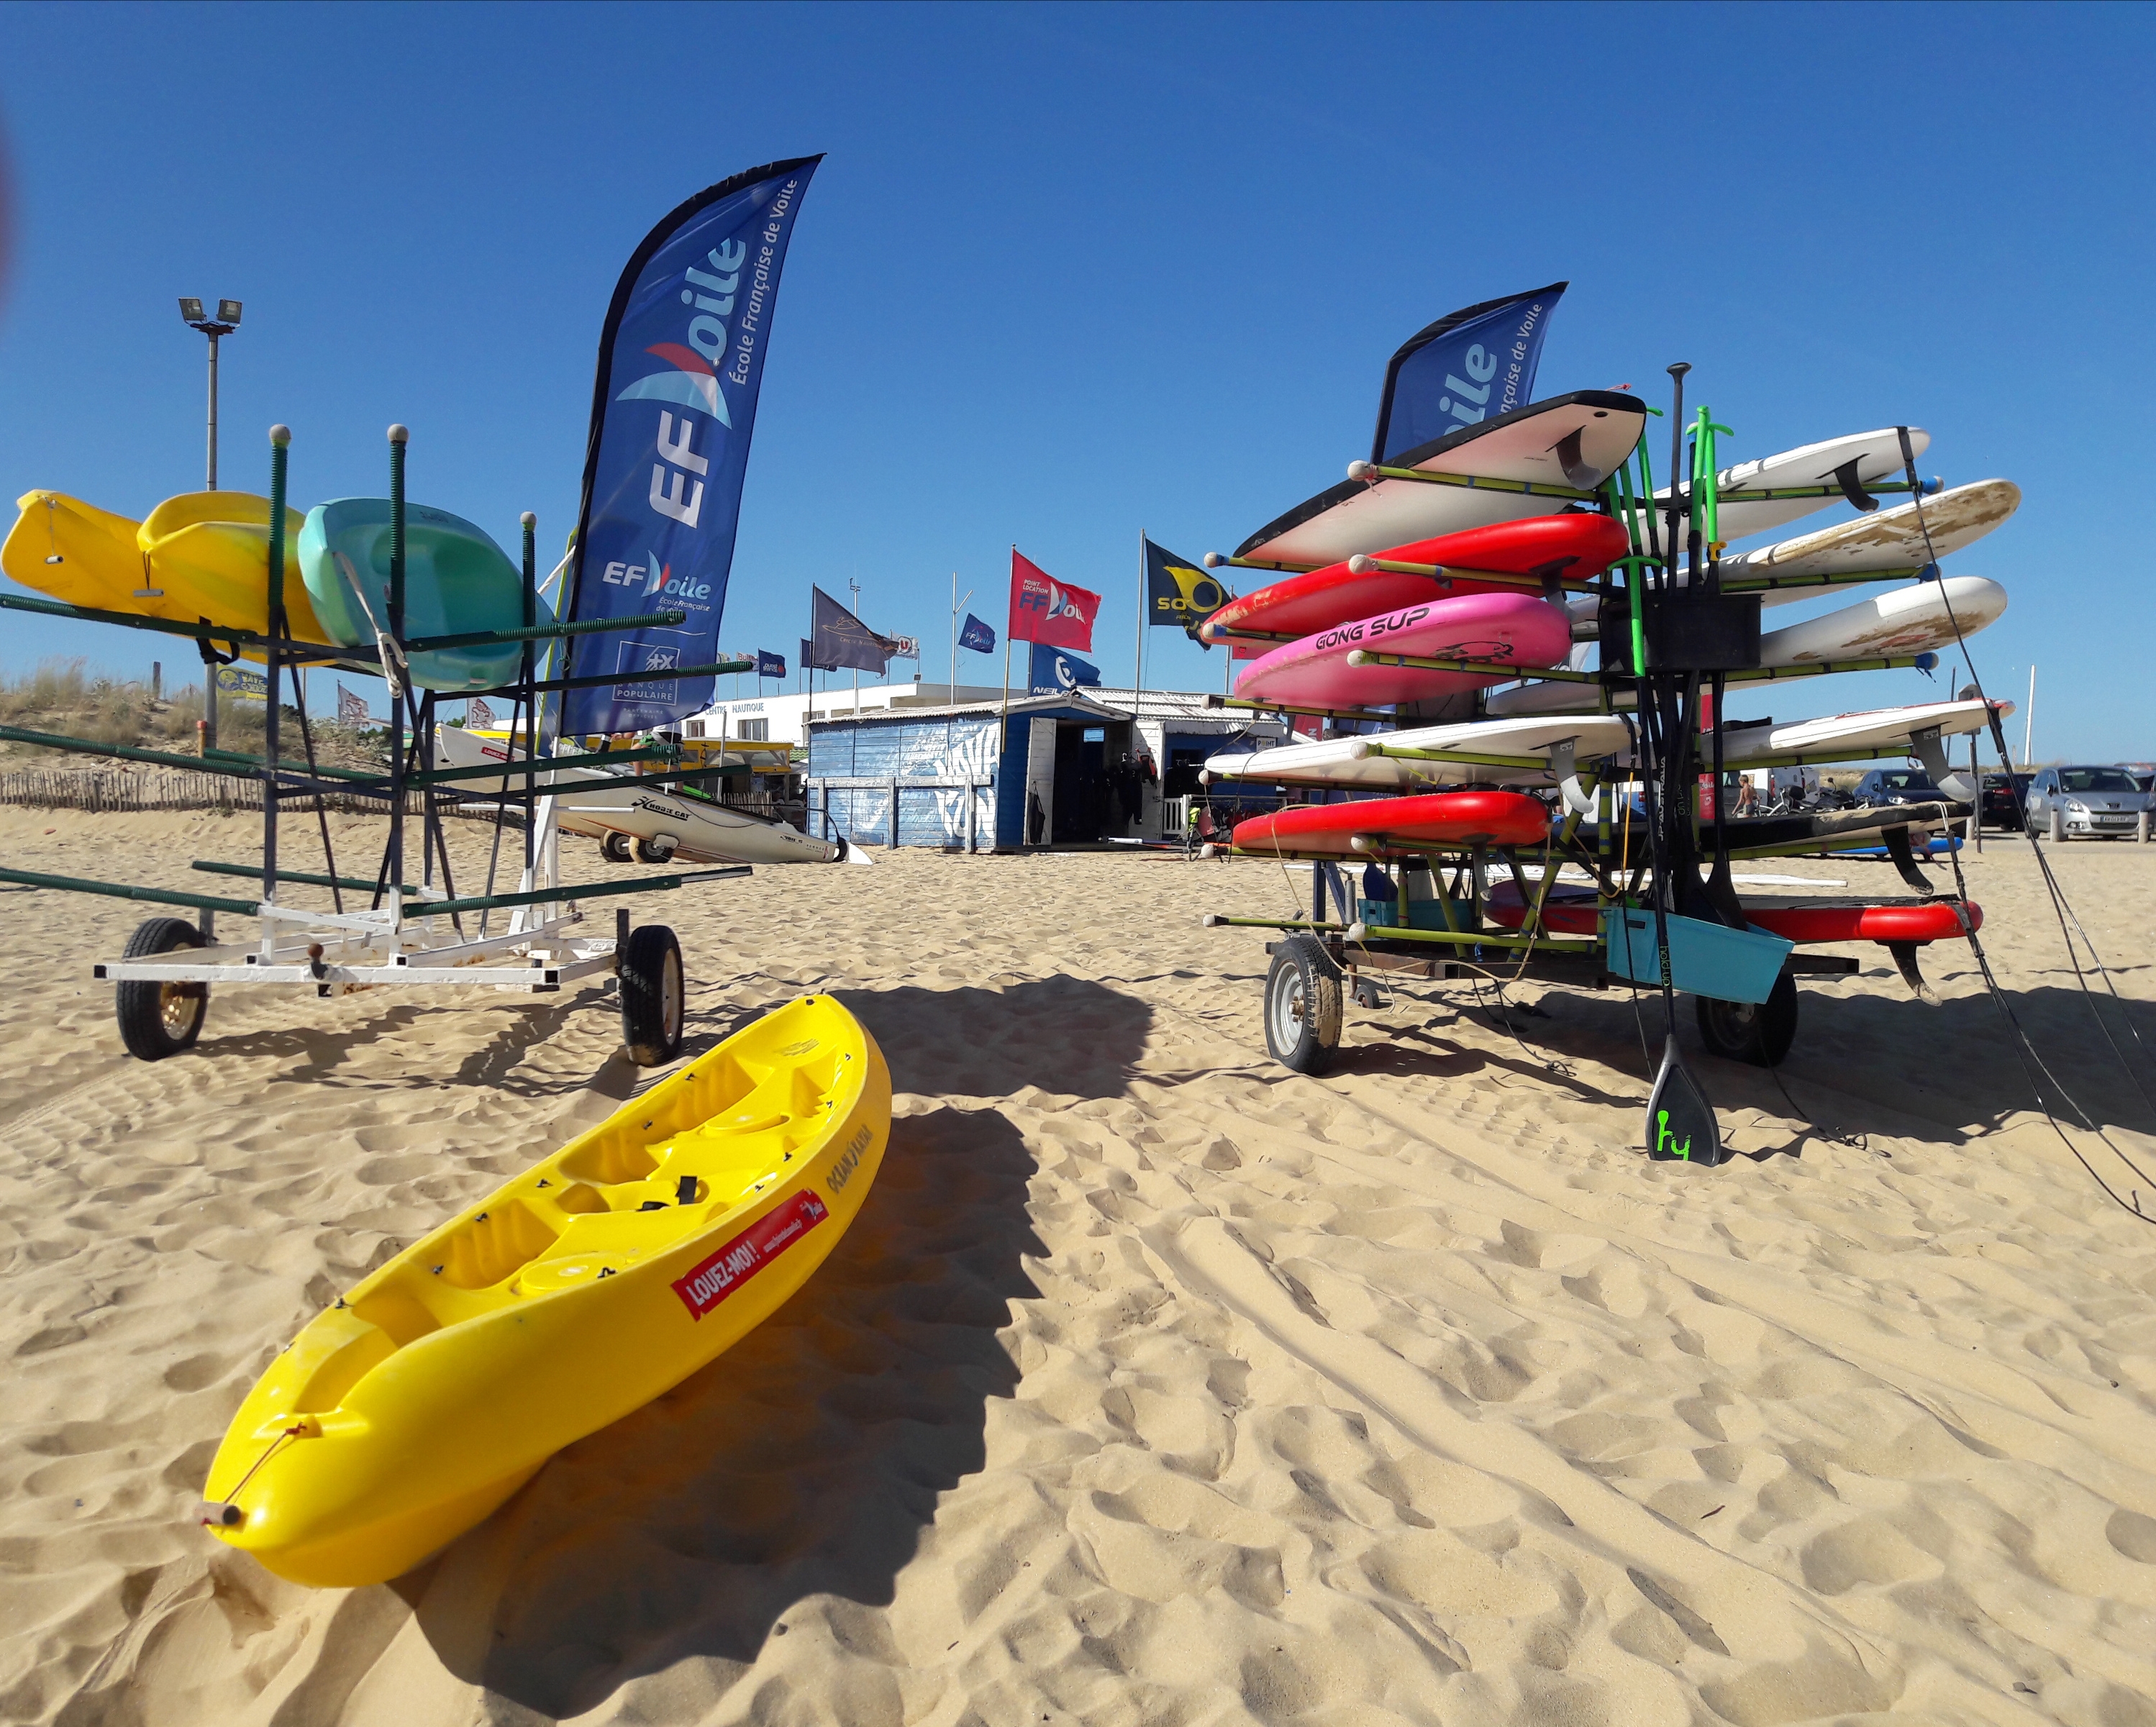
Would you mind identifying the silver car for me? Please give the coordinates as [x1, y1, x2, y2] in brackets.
[2024, 765, 2153, 838]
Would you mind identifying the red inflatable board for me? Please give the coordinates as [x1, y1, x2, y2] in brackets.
[1484, 882, 1982, 946]
[1232, 790, 1550, 858]
[1206, 514, 1629, 647]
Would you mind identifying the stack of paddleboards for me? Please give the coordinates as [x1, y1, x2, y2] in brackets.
[1487, 432, 2019, 718]
[1204, 408, 2023, 860]
[1205, 393, 1652, 856]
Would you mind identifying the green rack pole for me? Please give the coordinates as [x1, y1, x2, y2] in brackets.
[467, 658, 754, 700]
[401, 611, 689, 654]
[420, 865, 750, 919]
[519, 511, 539, 887]
[0, 592, 358, 664]
[0, 723, 393, 785]
[192, 860, 391, 893]
[264, 426, 291, 906]
[1345, 650, 1600, 683]
[0, 866, 257, 917]
[1355, 462, 1602, 503]
[388, 424, 409, 903]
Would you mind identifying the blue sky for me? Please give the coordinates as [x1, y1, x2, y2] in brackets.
[0, 1, 2147, 759]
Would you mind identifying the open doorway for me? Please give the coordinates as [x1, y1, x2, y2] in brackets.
[1026, 716, 1138, 844]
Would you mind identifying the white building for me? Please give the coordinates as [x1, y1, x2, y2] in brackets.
[685, 679, 1255, 755]
[683, 680, 1008, 747]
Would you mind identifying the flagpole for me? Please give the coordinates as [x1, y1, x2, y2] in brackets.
[849, 575, 863, 719]
[950, 571, 958, 707]
[1134, 528, 1145, 714]
[999, 546, 1014, 736]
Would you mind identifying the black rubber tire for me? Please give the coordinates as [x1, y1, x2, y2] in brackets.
[619, 923, 685, 1067]
[634, 837, 677, 865]
[1695, 968, 1798, 1067]
[115, 916, 208, 1061]
[599, 831, 634, 863]
[1263, 934, 1343, 1075]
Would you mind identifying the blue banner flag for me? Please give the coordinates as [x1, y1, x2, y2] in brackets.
[959, 613, 996, 654]
[1028, 642, 1100, 695]
[800, 637, 821, 672]
[1371, 282, 1565, 465]
[755, 650, 786, 680]
[561, 157, 822, 737]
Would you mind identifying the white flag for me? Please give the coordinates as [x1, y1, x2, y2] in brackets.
[468, 696, 496, 730]
[337, 683, 371, 726]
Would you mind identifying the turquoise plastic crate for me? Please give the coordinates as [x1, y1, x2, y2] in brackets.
[1601, 906, 1792, 1004]
[1357, 896, 1478, 933]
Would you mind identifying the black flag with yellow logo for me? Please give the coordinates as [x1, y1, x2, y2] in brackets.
[1145, 538, 1233, 642]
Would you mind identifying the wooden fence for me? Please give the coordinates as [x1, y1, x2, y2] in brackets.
[0, 767, 510, 820]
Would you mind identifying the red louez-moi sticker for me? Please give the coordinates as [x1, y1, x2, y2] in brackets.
[671, 1191, 829, 1318]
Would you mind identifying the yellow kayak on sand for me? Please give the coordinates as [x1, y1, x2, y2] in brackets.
[4, 489, 330, 655]
[201, 994, 891, 1587]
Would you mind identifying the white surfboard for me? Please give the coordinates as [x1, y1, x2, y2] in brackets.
[1203, 714, 1633, 792]
[1719, 479, 2020, 589]
[433, 726, 852, 867]
[1234, 392, 1647, 569]
[1719, 696, 2011, 796]
[1647, 427, 1930, 544]
[1760, 574, 2006, 662]
[1487, 576, 2007, 719]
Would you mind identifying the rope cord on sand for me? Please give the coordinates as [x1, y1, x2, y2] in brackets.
[1889, 434, 2156, 1213]
[1892, 429, 2156, 1116]
[1942, 841, 2155, 1226]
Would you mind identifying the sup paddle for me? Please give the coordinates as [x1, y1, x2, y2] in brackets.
[1646, 1031, 1724, 1165]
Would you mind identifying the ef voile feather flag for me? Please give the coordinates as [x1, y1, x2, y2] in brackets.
[1008, 550, 1098, 651]
[1371, 282, 1565, 465]
[562, 156, 822, 737]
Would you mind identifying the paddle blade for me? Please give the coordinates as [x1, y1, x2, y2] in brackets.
[1645, 1034, 1724, 1166]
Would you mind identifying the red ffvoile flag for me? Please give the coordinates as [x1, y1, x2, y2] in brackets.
[1008, 548, 1099, 651]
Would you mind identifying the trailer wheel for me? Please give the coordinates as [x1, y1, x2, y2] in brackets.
[115, 916, 208, 1061]
[600, 831, 634, 863]
[1264, 934, 1342, 1075]
[635, 836, 678, 865]
[1695, 968, 1798, 1067]
[620, 924, 685, 1067]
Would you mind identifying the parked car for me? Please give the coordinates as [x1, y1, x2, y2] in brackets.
[2023, 765, 2154, 839]
[1980, 771, 2032, 829]
[1850, 767, 1944, 806]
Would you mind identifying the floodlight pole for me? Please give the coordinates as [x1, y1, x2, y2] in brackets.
[181, 304, 240, 490]
[205, 329, 222, 488]
[179, 297, 240, 777]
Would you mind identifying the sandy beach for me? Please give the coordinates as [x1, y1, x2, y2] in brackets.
[2, 806, 2153, 1725]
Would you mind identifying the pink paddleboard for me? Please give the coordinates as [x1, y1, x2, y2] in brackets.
[1232, 590, 1572, 711]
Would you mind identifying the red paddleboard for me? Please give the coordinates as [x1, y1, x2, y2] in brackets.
[1205, 515, 1629, 647]
[1484, 882, 1982, 945]
[1233, 590, 1572, 711]
[1232, 790, 1550, 858]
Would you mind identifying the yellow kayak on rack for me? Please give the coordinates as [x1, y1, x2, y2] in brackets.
[201, 994, 891, 1587]
[4, 489, 329, 657]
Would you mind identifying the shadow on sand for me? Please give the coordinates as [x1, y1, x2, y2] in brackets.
[355, 975, 1152, 1721]
[1334, 966, 2156, 1152]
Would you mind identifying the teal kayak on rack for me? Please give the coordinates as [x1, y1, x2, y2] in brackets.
[299, 498, 547, 691]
